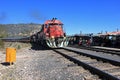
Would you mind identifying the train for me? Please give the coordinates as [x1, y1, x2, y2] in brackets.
[99, 34, 120, 48]
[68, 34, 120, 48]
[30, 18, 69, 48]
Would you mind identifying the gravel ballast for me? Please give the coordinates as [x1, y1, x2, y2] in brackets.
[0, 47, 100, 80]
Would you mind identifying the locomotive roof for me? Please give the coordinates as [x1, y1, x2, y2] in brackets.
[44, 19, 63, 24]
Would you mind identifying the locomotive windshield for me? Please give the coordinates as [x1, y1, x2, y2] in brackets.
[49, 23, 63, 25]
[49, 23, 63, 27]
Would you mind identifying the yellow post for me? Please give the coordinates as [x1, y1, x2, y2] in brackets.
[6, 47, 16, 65]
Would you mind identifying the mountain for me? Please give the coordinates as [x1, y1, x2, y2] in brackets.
[0, 23, 42, 37]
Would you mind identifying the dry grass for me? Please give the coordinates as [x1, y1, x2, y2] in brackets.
[0, 40, 4, 49]
[0, 42, 31, 51]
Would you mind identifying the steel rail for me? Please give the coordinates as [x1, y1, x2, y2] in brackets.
[78, 46, 120, 56]
[62, 47, 120, 66]
[53, 49, 120, 80]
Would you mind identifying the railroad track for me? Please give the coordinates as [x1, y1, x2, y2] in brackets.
[53, 47, 120, 80]
[70, 45, 120, 56]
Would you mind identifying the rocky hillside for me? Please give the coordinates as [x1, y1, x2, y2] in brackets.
[0, 25, 7, 38]
[0, 23, 42, 37]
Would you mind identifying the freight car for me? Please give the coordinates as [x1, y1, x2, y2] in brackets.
[69, 34, 120, 48]
[100, 35, 120, 48]
[30, 18, 69, 48]
[69, 35, 103, 46]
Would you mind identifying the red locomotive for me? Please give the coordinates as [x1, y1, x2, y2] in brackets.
[31, 18, 69, 48]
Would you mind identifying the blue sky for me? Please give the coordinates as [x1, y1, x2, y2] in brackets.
[0, 0, 120, 35]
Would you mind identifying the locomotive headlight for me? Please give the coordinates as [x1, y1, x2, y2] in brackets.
[51, 36, 54, 39]
[64, 37, 66, 39]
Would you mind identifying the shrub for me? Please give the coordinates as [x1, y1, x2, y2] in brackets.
[17, 45, 21, 49]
